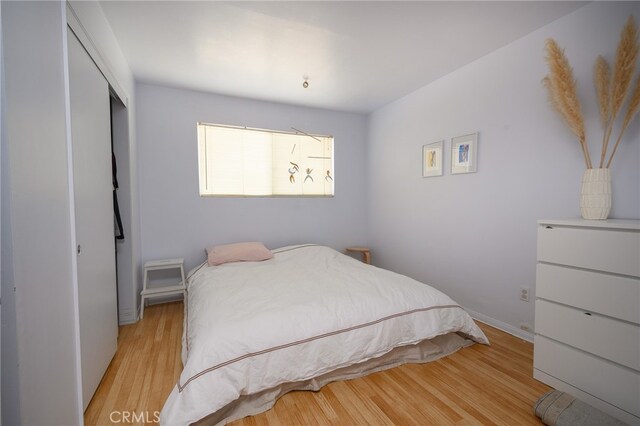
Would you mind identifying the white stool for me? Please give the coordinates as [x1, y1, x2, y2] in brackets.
[140, 258, 186, 319]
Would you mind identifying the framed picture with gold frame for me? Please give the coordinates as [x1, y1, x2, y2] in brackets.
[422, 140, 444, 177]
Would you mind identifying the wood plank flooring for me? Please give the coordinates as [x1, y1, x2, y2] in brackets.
[85, 302, 549, 425]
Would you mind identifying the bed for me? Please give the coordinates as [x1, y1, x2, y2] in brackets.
[161, 244, 489, 425]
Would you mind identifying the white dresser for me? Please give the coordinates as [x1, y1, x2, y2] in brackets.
[534, 219, 640, 425]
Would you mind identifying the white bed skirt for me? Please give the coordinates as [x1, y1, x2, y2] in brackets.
[194, 332, 475, 425]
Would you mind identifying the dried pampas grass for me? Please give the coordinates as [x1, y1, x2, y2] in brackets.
[607, 74, 640, 167]
[594, 56, 611, 131]
[601, 15, 639, 167]
[611, 16, 639, 118]
[544, 39, 591, 169]
[544, 14, 639, 170]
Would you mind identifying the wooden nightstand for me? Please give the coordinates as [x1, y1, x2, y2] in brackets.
[345, 247, 371, 264]
[140, 258, 186, 319]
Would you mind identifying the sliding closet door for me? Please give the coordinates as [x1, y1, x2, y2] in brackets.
[67, 27, 118, 410]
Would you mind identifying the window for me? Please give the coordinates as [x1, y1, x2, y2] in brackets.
[197, 123, 334, 197]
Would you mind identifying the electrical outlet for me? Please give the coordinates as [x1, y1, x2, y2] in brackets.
[520, 323, 533, 332]
[520, 286, 530, 302]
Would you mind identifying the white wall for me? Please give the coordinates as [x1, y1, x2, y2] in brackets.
[367, 2, 640, 339]
[0, 1, 6, 422]
[135, 83, 369, 275]
[2, 2, 82, 423]
[1, 1, 137, 422]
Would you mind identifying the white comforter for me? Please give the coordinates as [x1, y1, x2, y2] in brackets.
[161, 245, 488, 425]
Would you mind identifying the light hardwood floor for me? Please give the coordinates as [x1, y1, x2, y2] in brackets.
[85, 302, 549, 425]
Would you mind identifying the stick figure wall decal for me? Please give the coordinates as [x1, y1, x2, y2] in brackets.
[304, 168, 314, 183]
[289, 162, 299, 184]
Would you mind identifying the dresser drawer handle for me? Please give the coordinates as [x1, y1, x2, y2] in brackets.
[584, 312, 592, 316]
[545, 226, 553, 229]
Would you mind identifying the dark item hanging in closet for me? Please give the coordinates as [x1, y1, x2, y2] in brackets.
[113, 152, 125, 240]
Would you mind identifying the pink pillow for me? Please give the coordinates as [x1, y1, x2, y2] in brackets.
[207, 242, 273, 266]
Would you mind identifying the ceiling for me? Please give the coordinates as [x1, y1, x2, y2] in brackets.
[100, 1, 586, 114]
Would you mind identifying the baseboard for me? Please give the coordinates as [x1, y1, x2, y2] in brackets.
[146, 294, 183, 305]
[133, 294, 184, 323]
[464, 308, 534, 342]
[118, 310, 138, 325]
[119, 317, 138, 325]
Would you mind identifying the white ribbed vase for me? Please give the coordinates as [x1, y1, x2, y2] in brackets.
[580, 168, 611, 220]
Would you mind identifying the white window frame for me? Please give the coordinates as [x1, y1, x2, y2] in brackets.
[197, 122, 334, 197]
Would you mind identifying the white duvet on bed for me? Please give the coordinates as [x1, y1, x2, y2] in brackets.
[161, 245, 488, 425]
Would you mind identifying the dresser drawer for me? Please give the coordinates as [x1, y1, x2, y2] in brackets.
[536, 299, 640, 370]
[537, 263, 640, 324]
[534, 335, 640, 417]
[537, 226, 640, 276]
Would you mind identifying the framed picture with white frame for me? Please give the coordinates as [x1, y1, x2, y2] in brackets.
[422, 140, 444, 177]
[451, 132, 478, 174]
